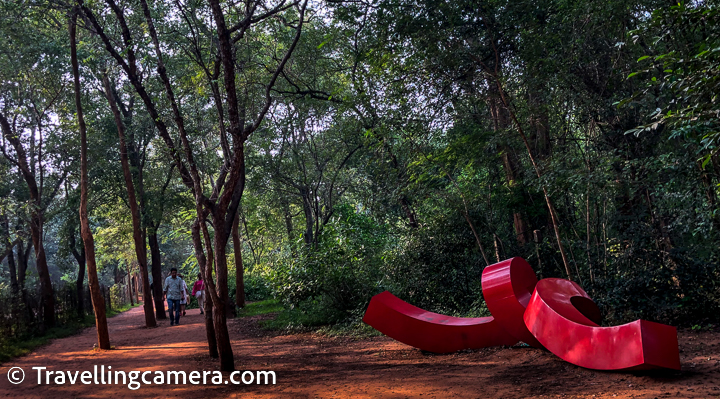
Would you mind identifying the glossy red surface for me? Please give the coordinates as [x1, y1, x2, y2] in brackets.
[363, 257, 681, 371]
[362, 291, 517, 353]
[481, 257, 542, 348]
[523, 278, 681, 370]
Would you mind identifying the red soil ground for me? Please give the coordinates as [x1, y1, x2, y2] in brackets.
[1, 303, 719, 398]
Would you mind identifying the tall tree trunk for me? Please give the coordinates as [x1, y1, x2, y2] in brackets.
[6, 245, 21, 331]
[232, 212, 245, 309]
[71, 10, 110, 349]
[300, 188, 315, 245]
[528, 90, 551, 161]
[191, 219, 218, 358]
[16, 238, 30, 290]
[490, 97, 531, 246]
[387, 147, 419, 228]
[16, 239, 32, 325]
[2, 216, 19, 296]
[148, 232, 166, 319]
[128, 270, 134, 306]
[70, 233, 86, 319]
[280, 195, 294, 241]
[0, 112, 55, 327]
[30, 217, 54, 327]
[4, 223, 22, 330]
[206, 211, 235, 371]
[7, 244, 18, 296]
[102, 73, 156, 328]
[134, 273, 140, 303]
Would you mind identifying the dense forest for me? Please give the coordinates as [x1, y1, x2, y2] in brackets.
[1, 0, 719, 372]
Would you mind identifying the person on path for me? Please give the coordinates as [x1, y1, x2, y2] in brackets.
[191, 273, 205, 314]
[163, 268, 183, 326]
[179, 275, 189, 316]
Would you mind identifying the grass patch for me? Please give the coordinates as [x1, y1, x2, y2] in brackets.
[237, 299, 283, 317]
[256, 299, 380, 338]
[261, 308, 332, 331]
[314, 318, 383, 338]
[261, 309, 383, 338]
[0, 302, 141, 365]
[237, 298, 382, 338]
[107, 302, 140, 317]
[235, 298, 333, 331]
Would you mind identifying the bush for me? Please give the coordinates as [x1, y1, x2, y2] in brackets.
[268, 204, 387, 323]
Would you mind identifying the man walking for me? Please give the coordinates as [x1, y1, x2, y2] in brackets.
[163, 268, 183, 326]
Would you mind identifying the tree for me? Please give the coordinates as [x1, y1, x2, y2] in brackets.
[100, 72, 156, 327]
[78, 0, 309, 371]
[0, 2, 72, 327]
[70, 8, 111, 349]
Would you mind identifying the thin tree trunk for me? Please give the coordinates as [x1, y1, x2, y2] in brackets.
[7, 244, 18, 295]
[30, 218, 54, 327]
[493, 234, 501, 263]
[191, 219, 218, 358]
[128, 270, 134, 306]
[70, 233, 86, 319]
[209, 212, 235, 371]
[71, 10, 110, 349]
[102, 73, 156, 328]
[16, 239, 33, 326]
[3, 216, 19, 296]
[300, 188, 315, 245]
[135, 273, 140, 303]
[399, 196, 419, 228]
[280, 195, 295, 241]
[586, 188, 593, 283]
[6, 240, 21, 329]
[232, 212, 245, 309]
[148, 232, 166, 319]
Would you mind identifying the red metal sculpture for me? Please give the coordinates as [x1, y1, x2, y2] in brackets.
[363, 257, 681, 371]
[481, 257, 542, 348]
[523, 278, 681, 370]
[362, 291, 517, 353]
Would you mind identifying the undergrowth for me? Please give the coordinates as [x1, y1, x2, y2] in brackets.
[0, 302, 140, 365]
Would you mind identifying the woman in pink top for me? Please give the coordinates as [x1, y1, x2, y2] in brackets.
[191, 273, 205, 314]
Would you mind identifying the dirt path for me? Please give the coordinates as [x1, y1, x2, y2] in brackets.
[1, 303, 719, 398]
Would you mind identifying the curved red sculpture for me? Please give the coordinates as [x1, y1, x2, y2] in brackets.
[362, 291, 517, 353]
[481, 257, 542, 348]
[523, 278, 681, 370]
[363, 257, 681, 371]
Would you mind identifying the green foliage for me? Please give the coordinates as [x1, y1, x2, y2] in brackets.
[626, 2, 720, 153]
[265, 203, 387, 323]
[383, 213, 492, 315]
[237, 299, 283, 318]
[228, 267, 274, 304]
[260, 300, 347, 332]
[0, 297, 138, 365]
[3, 0, 720, 344]
[594, 250, 720, 325]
